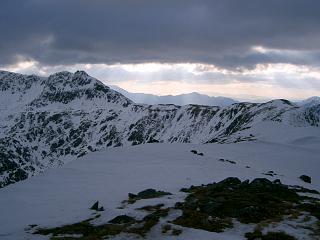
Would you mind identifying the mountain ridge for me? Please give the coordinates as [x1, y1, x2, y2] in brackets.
[297, 96, 320, 108]
[0, 70, 319, 188]
[110, 85, 238, 107]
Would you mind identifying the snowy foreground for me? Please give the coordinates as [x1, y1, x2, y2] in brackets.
[0, 141, 319, 240]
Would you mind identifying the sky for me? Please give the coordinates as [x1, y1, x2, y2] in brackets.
[1, 0, 320, 100]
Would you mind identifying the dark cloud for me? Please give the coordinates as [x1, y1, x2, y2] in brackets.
[1, 0, 320, 67]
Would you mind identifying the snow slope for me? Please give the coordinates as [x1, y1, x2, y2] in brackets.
[0, 141, 319, 240]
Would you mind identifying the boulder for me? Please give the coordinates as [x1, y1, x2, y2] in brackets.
[128, 193, 137, 199]
[109, 215, 135, 224]
[90, 201, 99, 211]
[191, 150, 198, 154]
[299, 175, 311, 183]
[250, 178, 273, 187]
[137, 188, 171, 199]
[90, 201, 104, 211]
[218, 177, 241, 186]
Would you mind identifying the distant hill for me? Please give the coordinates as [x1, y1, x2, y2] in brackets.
[110, 85, 237, 107]
[296, 96, 320, 107]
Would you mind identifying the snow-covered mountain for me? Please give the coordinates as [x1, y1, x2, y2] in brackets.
[0, 70, 319, 188]
[110, 85, 237, 106]
[297, 96, 320, 108]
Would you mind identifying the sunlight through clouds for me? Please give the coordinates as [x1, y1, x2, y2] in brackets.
[2, 60, 320, 101]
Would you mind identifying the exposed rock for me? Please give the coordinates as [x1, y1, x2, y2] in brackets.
[219, 177, 242, 186]
[98, 206, 104, 211]
[128, 193, 137, 199]
[109, 215, 136, 224]
[190, 150, 198, 154]
[128, 188, 172, 203]
[299, 175, 312, 183]
[137, 204, 165, 212]
[90, 201, 104, 211]
[245, 230, 296, 240]
[173, 177, 318, 232]
[250, 178, 273, 187]
[90, 201, 99, 211]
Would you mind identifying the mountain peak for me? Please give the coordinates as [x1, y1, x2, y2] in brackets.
[263, 99, 295, 107]
[46, 71, 96, 89]
[0, 70, 132, 109]
[74, 70, 90, 77]
[298, 96, 320, 107]
[110, 85, 238, 107]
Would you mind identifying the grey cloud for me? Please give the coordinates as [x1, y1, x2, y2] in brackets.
[1, 0, 320, 68]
